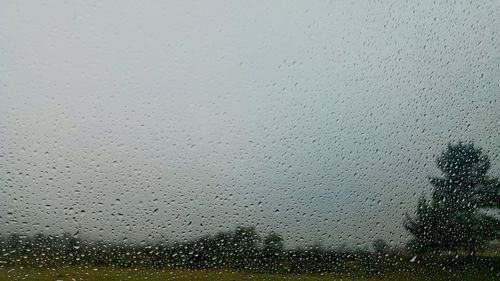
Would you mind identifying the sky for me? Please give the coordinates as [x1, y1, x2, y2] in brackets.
[0, 0, 499, 248]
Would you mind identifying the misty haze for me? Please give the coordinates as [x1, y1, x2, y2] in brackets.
[0, 1, 499, 280]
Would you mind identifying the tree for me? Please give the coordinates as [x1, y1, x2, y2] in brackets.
[372, 239, 390, 253]
[405, 142, 500, 254]
[263, 232, 284, 256]
[262, 232, 284, 270]
[231, 226, 261, 268]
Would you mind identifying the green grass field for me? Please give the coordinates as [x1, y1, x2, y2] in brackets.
[0, 267, 497, 281]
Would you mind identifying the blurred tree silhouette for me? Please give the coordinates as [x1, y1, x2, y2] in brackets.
[263, 232, 284, 270]
[263, 232, 284, 255]
[405, 142, 500, 254]
[232, 226, 261, 268]
[373, 239, 390, 253]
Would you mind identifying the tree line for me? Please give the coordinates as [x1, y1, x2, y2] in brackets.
[0, 226, 376, 272]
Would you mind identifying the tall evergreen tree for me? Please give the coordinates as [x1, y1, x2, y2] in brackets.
[405, 142, 500, 254]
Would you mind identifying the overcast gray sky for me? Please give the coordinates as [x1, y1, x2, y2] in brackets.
[0, 1, 499, 248]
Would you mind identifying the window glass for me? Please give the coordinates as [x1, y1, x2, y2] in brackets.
[1, 1, 499, 280]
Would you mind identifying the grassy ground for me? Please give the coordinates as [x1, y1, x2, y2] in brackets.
[0, 267, 498, 281]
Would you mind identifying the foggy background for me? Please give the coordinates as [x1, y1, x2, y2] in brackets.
[0, 1, 499, 248]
